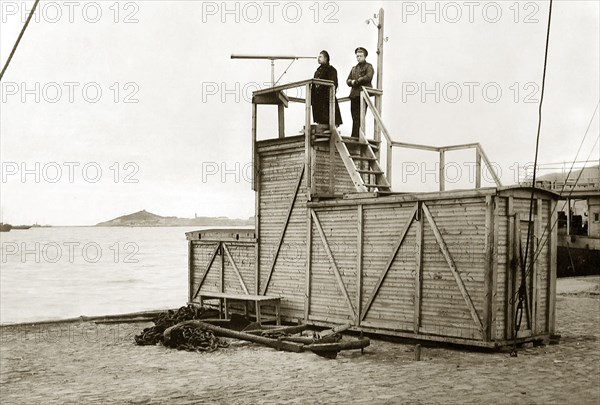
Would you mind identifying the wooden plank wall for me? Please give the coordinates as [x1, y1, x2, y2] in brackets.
[418, 198, 487, 340]
[257, 137, 308, 319]
[314, 143, 355, 196]
[189, 131, 558, 345]
[496, 197, 508, 340]
[189, 241, 256, 301]
[360, 203, 416, 331]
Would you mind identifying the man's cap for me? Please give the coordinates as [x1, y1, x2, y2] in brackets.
[355, 47, 368, 57]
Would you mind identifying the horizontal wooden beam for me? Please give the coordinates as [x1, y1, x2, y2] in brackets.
[438, 143, 479, 152]
[253, 78, 333, 97]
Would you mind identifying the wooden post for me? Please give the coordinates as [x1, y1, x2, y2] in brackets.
[374, 8, 384, 145]
[360, 91, 367, 140]
[253, 101, 260, 294]
[220, 242, 224, 293]
[305, 84, 312, 200]
[491, 196, 499, 341]
[357, 204, 363, 326]
[329, 85, 335, 195]
[507, 196, 514, 339]
[414, 202, 423, 333]
[548, 199, 557, 333]
[188, 240, 193, 303]
[439, 150, 445, 192]
[387, 143, 393, 186]
[255, 189, 261, 295]
[566, 197, 570, 235]
[475, 148, 481, 189]
[252, 103, 258, 191]
[483, 195, 494, 341]
[532, 198, 542, 334]
[278, 103, 285, 138]
[304, 209, 312, 321]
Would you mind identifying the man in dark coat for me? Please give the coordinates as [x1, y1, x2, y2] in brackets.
[346, 47, 374, 137]
[312, 50, 343, 126]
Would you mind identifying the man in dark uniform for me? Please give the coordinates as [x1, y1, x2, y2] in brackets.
[346, 47, 374, 138]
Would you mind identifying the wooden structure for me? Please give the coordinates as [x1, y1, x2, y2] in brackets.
[196, 292, 281, 326]
[188, 79, 559, 347]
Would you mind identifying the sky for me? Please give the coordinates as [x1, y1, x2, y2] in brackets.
[0, 0, 599, 225]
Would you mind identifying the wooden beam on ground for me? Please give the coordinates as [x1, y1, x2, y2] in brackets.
[422, 203, 484, 337]
[361, 203, 418, 321]
[222, 243, 249, 295]
[262, 166, 305, 295]
[311, 210, 357, 320]
[192, 243, 220, 300]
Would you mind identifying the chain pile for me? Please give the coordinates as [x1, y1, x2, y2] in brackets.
[163, 324, 229, 352]
[134, 305, 228, 352]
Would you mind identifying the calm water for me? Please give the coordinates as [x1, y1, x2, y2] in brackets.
[0, 226, 230, 324]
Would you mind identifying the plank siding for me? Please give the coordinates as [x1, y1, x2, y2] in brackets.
[258, 139, 307, 319]
[187, 129, 558, 347]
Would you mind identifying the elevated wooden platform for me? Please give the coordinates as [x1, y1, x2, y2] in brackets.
[188, 79, 559, 348]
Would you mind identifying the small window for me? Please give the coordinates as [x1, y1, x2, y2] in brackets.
[595, 213, 600, 222]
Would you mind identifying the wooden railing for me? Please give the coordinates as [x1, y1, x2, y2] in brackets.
[251, 79, 501, 194]
[251, 78, 342, 197]
[358, 87, 502, 191]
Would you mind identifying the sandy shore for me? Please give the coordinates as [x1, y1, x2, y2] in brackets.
[1, 276, 599, 404]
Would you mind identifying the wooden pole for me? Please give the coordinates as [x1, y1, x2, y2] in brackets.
[305, 84, 312, 200]
[305, 209, 312, 321]
[374, 8, 384, 145]
[475, 148, 481, 188]
[357, 204, 363, 326]
[278, 103, 285, 138]
[251, 103, 258, 191]
[439, 150, 445, 192]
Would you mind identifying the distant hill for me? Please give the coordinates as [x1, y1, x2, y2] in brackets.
[96, 210, 254, 227]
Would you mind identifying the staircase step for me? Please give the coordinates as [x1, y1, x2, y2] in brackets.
[364, 183, 391, 190]
[357, 170, 384, 175]
[350, 155, 377, 161]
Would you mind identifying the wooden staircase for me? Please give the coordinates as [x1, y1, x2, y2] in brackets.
[331, 127, 392, 193]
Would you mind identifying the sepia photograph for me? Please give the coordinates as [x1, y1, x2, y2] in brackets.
[1, 1, 599, 403]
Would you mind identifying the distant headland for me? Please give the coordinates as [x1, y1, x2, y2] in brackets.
[96, 210, 254, 227]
